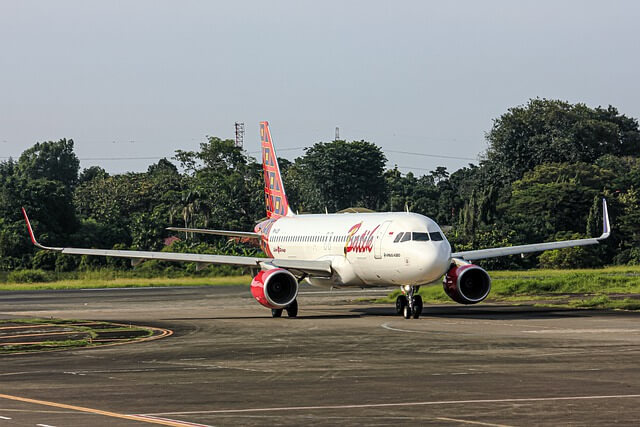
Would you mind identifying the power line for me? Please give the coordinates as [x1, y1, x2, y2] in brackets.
[396, 165, 434, 171]
[0, 148, 478, 163]
[385, 149, 477, 161]
[245, 146, 306, 154]
[0, 156, 168, 161]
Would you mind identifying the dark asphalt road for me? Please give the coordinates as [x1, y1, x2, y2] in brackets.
[1, 285, 640, 426]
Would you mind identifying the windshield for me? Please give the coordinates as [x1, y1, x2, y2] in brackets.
[429, 232, 444, 241]
[412, 232, 430, 241]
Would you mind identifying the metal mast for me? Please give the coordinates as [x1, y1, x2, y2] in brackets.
[235, 122, 245, 148]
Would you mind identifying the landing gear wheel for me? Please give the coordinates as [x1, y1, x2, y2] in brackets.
[403, 303, 412, 319]
[395, 295, 407, 315]
[286, 299, 298, 318]
[271, 308, 283, 318]
[412, 295, 423, 319]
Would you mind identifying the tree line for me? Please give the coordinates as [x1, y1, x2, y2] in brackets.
[2, 98, 640, 274]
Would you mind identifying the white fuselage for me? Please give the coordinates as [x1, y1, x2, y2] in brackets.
[265, 212, 452, 288]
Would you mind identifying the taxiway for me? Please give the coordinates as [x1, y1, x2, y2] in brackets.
[1, 285, 639, 426]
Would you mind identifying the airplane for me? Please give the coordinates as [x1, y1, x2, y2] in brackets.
[22, 121, 611, 320]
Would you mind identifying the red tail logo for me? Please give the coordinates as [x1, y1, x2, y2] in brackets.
[260, 121, 292, 219]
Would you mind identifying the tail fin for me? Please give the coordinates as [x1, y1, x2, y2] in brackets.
[260, 121, 293, 218]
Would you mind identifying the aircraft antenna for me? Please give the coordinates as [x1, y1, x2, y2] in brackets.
[235, 122, 245, 148]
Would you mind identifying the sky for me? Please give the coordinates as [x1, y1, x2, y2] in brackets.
[1, 1, 639, 175]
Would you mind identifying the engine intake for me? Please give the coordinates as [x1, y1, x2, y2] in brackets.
[443, 264, 491, 305]
[251, 268, 299, 309]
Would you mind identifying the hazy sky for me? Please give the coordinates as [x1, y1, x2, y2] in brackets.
[1, 1, 639, 175]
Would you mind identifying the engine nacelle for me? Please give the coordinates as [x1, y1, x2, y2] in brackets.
[443, 264, 491, 305]
[251, 268, 299, 309]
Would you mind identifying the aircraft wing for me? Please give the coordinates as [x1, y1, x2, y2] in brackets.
[451, 198, 611, 262]
[22, 209, 331, 277]
[166, 227, 260, 239]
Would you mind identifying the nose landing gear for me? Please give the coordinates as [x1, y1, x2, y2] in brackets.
[395, 286, 422, 319]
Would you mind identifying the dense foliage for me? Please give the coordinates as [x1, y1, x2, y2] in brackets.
[2, 99, 640, 273]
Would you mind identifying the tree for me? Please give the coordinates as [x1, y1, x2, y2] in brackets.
[485, 99, 640, 182]
[18, 139, 80, 190]
[172, 138, 263, 232]
[507, 162, 611, 242]
[294, 140, 387, 212]
[0, 140, 81, 269]
[79, 166, 109, 184]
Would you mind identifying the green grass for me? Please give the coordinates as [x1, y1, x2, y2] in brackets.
[0, 275, 251, 291]
[0, 318, 158, 354]
[490, 266, 640, 296]
[376, 266, 640, 311]
[4, 266, 640, 311]
[1, 339, 92, 354]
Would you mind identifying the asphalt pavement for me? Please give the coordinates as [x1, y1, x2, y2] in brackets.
[1, 284, 639, 426]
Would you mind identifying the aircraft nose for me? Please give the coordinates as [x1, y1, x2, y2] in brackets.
[433, 241, 452, 272]
[419, 242, 451, 282]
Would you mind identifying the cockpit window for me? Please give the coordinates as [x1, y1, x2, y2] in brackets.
[412, 232, 430, 241]
[393, 232, 404, 243]
[429, 231, 444, 241]
[400, 232, 411, 242]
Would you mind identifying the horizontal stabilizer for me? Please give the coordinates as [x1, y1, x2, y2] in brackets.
[166, 227, 260, 239]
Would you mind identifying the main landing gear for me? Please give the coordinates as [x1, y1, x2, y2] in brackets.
[271, 299, 298, 318]
[395, 286, 423, 319]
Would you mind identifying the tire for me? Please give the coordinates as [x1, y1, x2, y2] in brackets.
[403, 303, 412, 319]
[412, 295, 423, 319]
[271, 308, 283, 318]
[286, 299, 298, 318]
[395, 295, 407, 315]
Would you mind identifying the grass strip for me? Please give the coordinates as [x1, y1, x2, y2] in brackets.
[376, 266, 640, 311]
[0, 275, 251, 291]
[0, 318, 157, 354]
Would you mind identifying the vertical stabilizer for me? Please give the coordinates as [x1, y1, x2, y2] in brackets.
[260, 121, 293, 218]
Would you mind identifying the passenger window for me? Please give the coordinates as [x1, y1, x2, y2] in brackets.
[393, 232, 404, 243]
[400, 232, 411, 242]
[412, 232, 430, 241]
[429, 232, 444, 241]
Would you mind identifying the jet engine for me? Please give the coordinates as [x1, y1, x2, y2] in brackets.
[250, 268, 299, 309]
[443, 264, 491, 304]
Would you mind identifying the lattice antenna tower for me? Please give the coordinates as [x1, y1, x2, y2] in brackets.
[235, 122, 245, 148]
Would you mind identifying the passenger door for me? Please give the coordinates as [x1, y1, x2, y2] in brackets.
[374, 221, 392, 259]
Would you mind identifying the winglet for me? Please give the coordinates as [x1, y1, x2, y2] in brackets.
[598, 198, 611, 240]
[21, 208, 61, 251]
